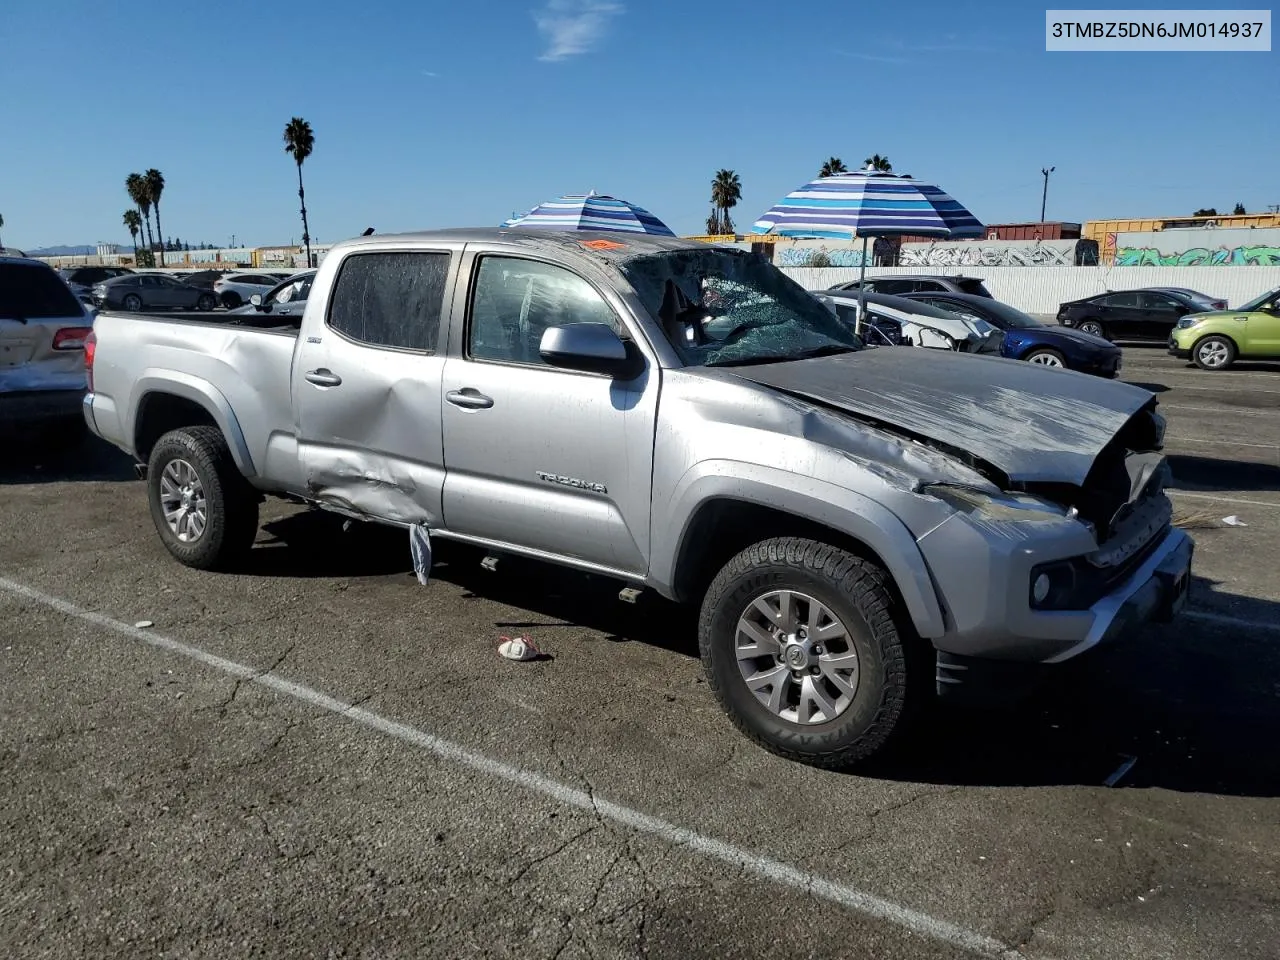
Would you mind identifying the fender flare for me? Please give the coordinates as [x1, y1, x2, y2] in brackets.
[652, 461, 947, 639]
[129, 370, 257, 477]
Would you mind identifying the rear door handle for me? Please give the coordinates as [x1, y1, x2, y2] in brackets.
[304, 369, 342, 387]
[446, 388, 494, 409]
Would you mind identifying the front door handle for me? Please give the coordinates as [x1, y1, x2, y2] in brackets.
[304, 368, 342, 387]
[446, 388, 494, 409]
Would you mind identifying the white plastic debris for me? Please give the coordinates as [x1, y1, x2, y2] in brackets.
[134, 620, 154, 629]
[409, 524, 432, 585]
[1221, 515, 1248, 527]
[498, 636, 543, 662]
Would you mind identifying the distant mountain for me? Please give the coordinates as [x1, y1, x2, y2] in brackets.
[25, 244, 101, 256]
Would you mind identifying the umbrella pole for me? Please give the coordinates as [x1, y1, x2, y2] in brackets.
[857, 235, 869, 337]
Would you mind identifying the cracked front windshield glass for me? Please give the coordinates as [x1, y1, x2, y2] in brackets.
[618, 249, 861, 367]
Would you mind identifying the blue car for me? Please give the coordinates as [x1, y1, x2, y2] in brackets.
[900, 291, 1123, 378]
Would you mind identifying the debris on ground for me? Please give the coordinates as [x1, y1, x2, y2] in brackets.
[1221, 515, 1248, 527]
[498, 636, 545, 662]
[409, 523, 432, 585]
[1103, 754, 1138, 787]
[134, 620, 154, 629]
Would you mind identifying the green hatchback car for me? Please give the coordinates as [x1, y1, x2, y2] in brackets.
[1169, 285, 1280, 370]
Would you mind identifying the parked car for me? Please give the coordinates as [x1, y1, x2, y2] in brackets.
[829, 274, 993, 298]
[92, 273, 217, 312]
[813, 289, 1002, 353]
[213, 272, 281, 308]
[225, 269, 317, 323]
[1168, 284, 1280, 370]
[170, 269, 234, 292]
[58, 265, 134, 303]
[903, 291, 1123, 378]
[1147, 286, 1227, 312]
[1056, 288, 1208, 342]
[82, 229, 1192, 770]
[1, 256, 96, 438]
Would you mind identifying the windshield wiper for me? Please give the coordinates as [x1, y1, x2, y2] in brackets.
[709, 344, 859, 367]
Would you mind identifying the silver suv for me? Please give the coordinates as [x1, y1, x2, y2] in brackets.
[1, 257, 95, 436]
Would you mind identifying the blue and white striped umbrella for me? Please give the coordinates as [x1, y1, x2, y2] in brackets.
[505, 192, 676, 236]
[751, 169, 983, 239]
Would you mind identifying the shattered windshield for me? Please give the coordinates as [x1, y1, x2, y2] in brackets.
[618, 249, 861, 367]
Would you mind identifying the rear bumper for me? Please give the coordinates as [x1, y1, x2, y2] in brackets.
[0, 389, 87, 427]
[936, 527, 1194, 704]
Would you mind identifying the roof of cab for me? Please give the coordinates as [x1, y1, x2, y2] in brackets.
[326, 227, 717, 264]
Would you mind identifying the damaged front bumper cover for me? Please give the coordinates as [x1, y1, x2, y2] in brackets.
[936, 526, 1194, 704]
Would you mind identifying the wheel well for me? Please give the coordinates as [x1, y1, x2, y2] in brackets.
[1192, 331, 1236, 350]
[670, 499, 900, 606]
[134, 393, 218, 462]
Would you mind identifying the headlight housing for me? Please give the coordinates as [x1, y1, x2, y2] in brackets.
[1176, 315, 1206, 329]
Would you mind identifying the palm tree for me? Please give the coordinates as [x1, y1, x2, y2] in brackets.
[820, 157, 848, 178]
[123, 210, 142, 255]
[863, 154, 892, 172]
[126, 172, 154, 256]
[144, 169, 166, 266]
[284, 117, 315, 267]
[710, 169, 742, 235]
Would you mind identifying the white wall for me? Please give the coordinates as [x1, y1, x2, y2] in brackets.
[778, 265, 1280, 313]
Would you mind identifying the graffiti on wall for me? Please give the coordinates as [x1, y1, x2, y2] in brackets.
[1114, 245, 1280, 266]
[898, 243, 1082, 267]
[777, 247, 871, 267]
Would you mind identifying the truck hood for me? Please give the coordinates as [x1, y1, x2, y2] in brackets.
[724, 347, 1157, 487]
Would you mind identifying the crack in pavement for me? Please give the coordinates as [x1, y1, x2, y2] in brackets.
[218, 644, 296, 718]
[506, 825, 601, 886]
[832, 786, 965, 855]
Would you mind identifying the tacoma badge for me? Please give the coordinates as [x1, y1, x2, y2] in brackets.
[536, 471, 607, 494]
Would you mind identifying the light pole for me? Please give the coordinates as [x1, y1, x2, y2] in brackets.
[1040, 166, 1055, 222]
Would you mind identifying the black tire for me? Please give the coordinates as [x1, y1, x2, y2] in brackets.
[146, 426, 260, 571]
[1024, 347, 1067, 369]
[221, 291, 242, 309]
[699, 538, 922, 769]
[196, 293, 216, 312]
[122, 293, 143, 311]
[1077, 318, 1106, 339]
[1191, 334, 1236, 371]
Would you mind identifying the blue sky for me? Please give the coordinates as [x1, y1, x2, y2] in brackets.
[1, 0, 1275, 249]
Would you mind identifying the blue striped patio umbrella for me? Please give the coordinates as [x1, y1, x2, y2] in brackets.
[752, 167, 983, 331]
[504, 191, 676, 236]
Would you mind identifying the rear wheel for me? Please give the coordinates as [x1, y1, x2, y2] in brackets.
[220, 291, 242, 309]
[1025, 347, 1066, 368]
[122, 293, 143, 311]
[699, 537, 922, 769]
[1078, 319, 1105, 338]
[1192, 334, 1235, 371]
[146, 426, 260, 571]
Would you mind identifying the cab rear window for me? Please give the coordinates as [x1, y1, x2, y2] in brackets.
[0, 263, 84, 320]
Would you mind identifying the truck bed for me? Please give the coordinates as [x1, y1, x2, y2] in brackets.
[86, 311, 303, 490]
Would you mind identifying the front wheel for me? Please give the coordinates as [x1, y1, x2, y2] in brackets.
[1025, 347, 1066, 368]
[1192, 334, 1236, 371]
[196, 293, 217, 311]
[698, 538, 921, 769]
[146, 426, 260, 571]
[1078, 319, 1105, 338]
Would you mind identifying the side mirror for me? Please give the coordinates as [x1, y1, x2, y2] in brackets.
[249, 294, 263, 306]
[539, 323, 641, 378]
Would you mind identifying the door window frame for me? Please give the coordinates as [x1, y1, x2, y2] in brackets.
[322, 248, 457, 356]
[455, 251, 643, 379]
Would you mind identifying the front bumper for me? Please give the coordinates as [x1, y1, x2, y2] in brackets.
[923, 517, 1194, 703]
[1167, 333, 1192, 359]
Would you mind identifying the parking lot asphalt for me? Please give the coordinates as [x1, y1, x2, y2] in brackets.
[3, 345, 1278, 960]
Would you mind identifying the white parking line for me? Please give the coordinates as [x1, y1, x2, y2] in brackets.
[1169, 490, 1280, 509]
[1167, 436, 1279, 450]
[0, 575, 1018, 960]
[1160, 404, 1275, 417]
[1185, 609, 1280, 634]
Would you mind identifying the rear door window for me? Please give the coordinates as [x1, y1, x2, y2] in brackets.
[327, 251, 451, 352]
[909, 280, 946, 292]
[868, 279, 912, 295]
[0, 263, 85, 319]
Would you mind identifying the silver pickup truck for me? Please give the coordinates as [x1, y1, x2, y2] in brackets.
[83, 229, 1193, 768]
